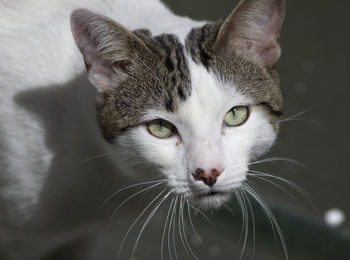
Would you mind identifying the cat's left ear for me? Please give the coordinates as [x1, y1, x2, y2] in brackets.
[214, 0, 285, 68]
[70, 9, 153, 93]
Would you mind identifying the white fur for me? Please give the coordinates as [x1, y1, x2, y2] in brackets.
[0, 0, 277, 259]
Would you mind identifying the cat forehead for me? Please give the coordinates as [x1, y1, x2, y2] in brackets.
[143, 59, 250, 128]
[173, 60, 250, 131]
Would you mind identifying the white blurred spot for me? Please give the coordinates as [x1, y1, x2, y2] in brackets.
[324, 208, 345, 228]
[209, 245, 221, 257]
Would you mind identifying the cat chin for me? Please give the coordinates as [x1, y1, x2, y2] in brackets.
[190, 190, 233, 209]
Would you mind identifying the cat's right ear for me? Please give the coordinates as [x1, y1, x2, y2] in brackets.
[70, 9, 151, 93]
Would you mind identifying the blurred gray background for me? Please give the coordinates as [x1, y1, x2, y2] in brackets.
[155, 0, 350, 259]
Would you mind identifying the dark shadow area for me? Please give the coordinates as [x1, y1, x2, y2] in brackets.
[12, 74, 131, 258]
[14, 73, 130, 227]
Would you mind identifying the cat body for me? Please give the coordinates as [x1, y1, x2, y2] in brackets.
[0, 0, 285, 259]
[0, 0, 202, 219]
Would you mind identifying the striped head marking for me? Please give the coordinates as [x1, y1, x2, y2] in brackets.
[71, 0, 285, 208]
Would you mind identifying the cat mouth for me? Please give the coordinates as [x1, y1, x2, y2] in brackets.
[192, 190, 231, 208]
[196, 190, 228, 198]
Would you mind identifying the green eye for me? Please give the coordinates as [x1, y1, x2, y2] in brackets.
[147, 119, 176, 138]
[223, 106, 249, 127]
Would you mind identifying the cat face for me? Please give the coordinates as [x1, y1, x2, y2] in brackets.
[115, 61, 279, 208]
[71, 0, 285, 208]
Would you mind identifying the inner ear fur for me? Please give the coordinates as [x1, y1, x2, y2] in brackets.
[70, 9, 153, 92]
[213, 0, 285, 68]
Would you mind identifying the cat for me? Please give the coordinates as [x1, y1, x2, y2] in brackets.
[0, 0, 285, 259]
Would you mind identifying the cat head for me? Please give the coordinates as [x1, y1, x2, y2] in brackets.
[71, 0, 285, 208]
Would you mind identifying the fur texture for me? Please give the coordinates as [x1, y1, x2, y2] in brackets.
[0, 0, 285, 259]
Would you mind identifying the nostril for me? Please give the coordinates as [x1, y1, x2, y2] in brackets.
[192, 168, 206, 182]
[211, 168, 222, 177]
[195, 168, 205, 176]
[192, 167, 223, 187]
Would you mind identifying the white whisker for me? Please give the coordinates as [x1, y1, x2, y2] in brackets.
[248, 170, 315, 208]
[161, 198, 175, 260]
[242, 182, 289, 260]
[281, 118, 315, 123]
[233, 190, 244, 252]
[280, 107, 314, 123]
[171, 197, 179, 260]
[186, 200, 208, 251]
[108, 182, 164, 239]
[188, 203, 213, 225]
[235, 189, 249, 260]
[76, 152, 112, 165]
[177, 197, 188, 258]
[223, 202, 236, 217]
[248, 173, 296, 200]
[132, 189, 174, 259]
[245, 192, 256, 259]
[97, 179, 167, 214]
[117, 188, 168, 260]
[249, 157, 309, 172]
[179, 196, 198, 259]
[168, 197, 177, 260]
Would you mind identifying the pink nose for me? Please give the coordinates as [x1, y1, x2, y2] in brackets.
[192, 168, 223, 187]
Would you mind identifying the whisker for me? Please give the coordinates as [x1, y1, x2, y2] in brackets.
[108, 182, 164, 239]
[280, 107, 314, 123]
[188, 203, 213, 225]
[249, 157, 309, 172]
[76, 152, 112, 165]
[186, 200, 208, 251]
[168, 197, 177, 260]
[117, 188, 168, 260]
[161, 198, 175, 260]
[179, 197, 198, 259]
[242, 182, 289, 260]
[248, 173, 296, 200]
[131, 189, 174, 259]
[177, 197, 188, 258]
[248, 170, 315, 208]
[172, 197, 179, 260]
[281, 118, 315, 123]
[233, 190, 244, 253]
[96, 179, 167, 214]
[223, 202, 237, 217]
[236, 189, 249, 260]
[245, 192, 256, 260]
